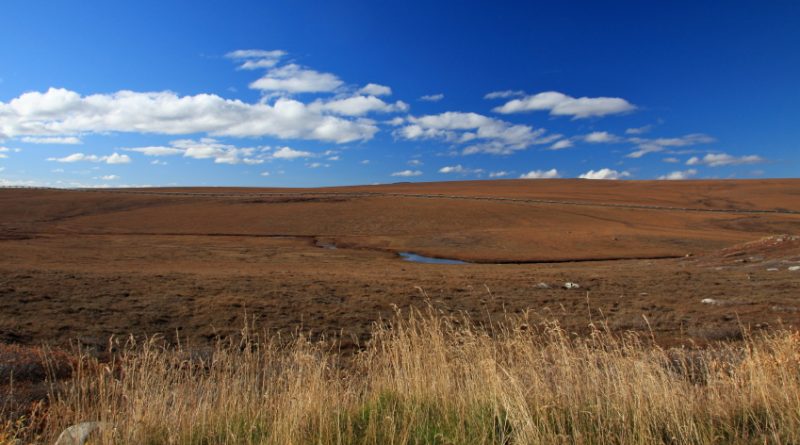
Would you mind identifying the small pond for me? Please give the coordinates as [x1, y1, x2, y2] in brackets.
[398, 252, 468, 265]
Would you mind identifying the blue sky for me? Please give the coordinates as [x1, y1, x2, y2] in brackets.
[1, 0, 798, 187]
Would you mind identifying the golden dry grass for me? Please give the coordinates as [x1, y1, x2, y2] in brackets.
[3, 308, 800, 444]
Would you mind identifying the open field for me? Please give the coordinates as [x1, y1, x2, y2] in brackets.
[1, 179, 800, 349]
[2, 179, 800, 443]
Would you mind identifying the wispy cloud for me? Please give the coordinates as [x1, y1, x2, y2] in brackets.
[625, 125, 653, 135]
[686, 153, 764, 167]
[419, 93, 444, 102]
[396, 111, 557, 155]
[47, 152, 132, 164]
[126, 138, 270, 164]
[391, 169, 422, 177]
[626, 134, 715, 158]
[484, 90, 525, 99]
[21, 136, 82, 144]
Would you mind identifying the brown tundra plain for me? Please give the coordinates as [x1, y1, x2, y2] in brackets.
[2, 179, 800, 443]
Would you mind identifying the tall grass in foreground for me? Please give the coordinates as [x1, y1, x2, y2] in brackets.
[4, 309, 800, 444]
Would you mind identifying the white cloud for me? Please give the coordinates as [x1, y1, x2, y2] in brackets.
[226, 49, 287, 70]
[249, 64, 343, 94]
[626, 134, 714, 158]
[226, 49, 287, 68]
[625, 125, 653, 135]
[0, 167, 4, 172]
[419, 93, 444, 102]
[407, 159, 423, 166]
[360, 159, 370, 165]
[662, 157, 680, 163]
[307, 162, 328, 168]
[310, 95, 408, 116]
[272, 146, 313, 160]
[151, 160, 167, 166]
[126, 138, 268, 165]
[658, 169, 697, 180]
[493, 91, 635, 118]
[397, 111, 557, 155]
[438, 164, 483, 175]
[391, 169, 422, 177]
[100, 174, 119, 180]
[578, 168, 630, 180]
[21, 136, 81, 144]
[686, 153, 764, 167]
[327, 155, 340, 161]
[127, 146, 185, 156]
[260, 171, 270, 176]
[489, 171, 509, 178]
[520, 168, 560, 179]
[358, 83, 392, 96]
[0, 88, 377, 143]
[47, 152, 132, 164]
[584, 131, 619, 143]
[550, 139, 573, 150]
[484, 90, 525, 99]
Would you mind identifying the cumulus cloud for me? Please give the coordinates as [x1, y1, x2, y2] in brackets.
[520, 168, 560, 179]
[584, 131, 620, 143]
[391, 169, 422, 177]
[47, 152, 132, 164]
[249, 64, 343, 94]
[484, 90, 525, 99]
[396, 111, 557, 155]
[419, 93, 444, 102]
[438, 164, 483, 175]
[550, 139, 574, 150]
[493, 91, 635, 118]
[358, 83, 392, 96]
[272, 146, 313, 160]
[658, 169, 697, 180]
[686, 153, 764, 167]
[21, 136, 81, 144]
[626, 134, 714, 158]
[0, 87, 377, 143]
[578, 168, 630, 180]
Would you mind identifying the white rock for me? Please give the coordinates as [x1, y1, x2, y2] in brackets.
[563, 282, 580, 289]
[767, 268, 779, 271]
[701, 298, 719, 305]
[54, 422, 111, 445]
[535, 282, 550, 289]
[789, 266, 800, 272]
